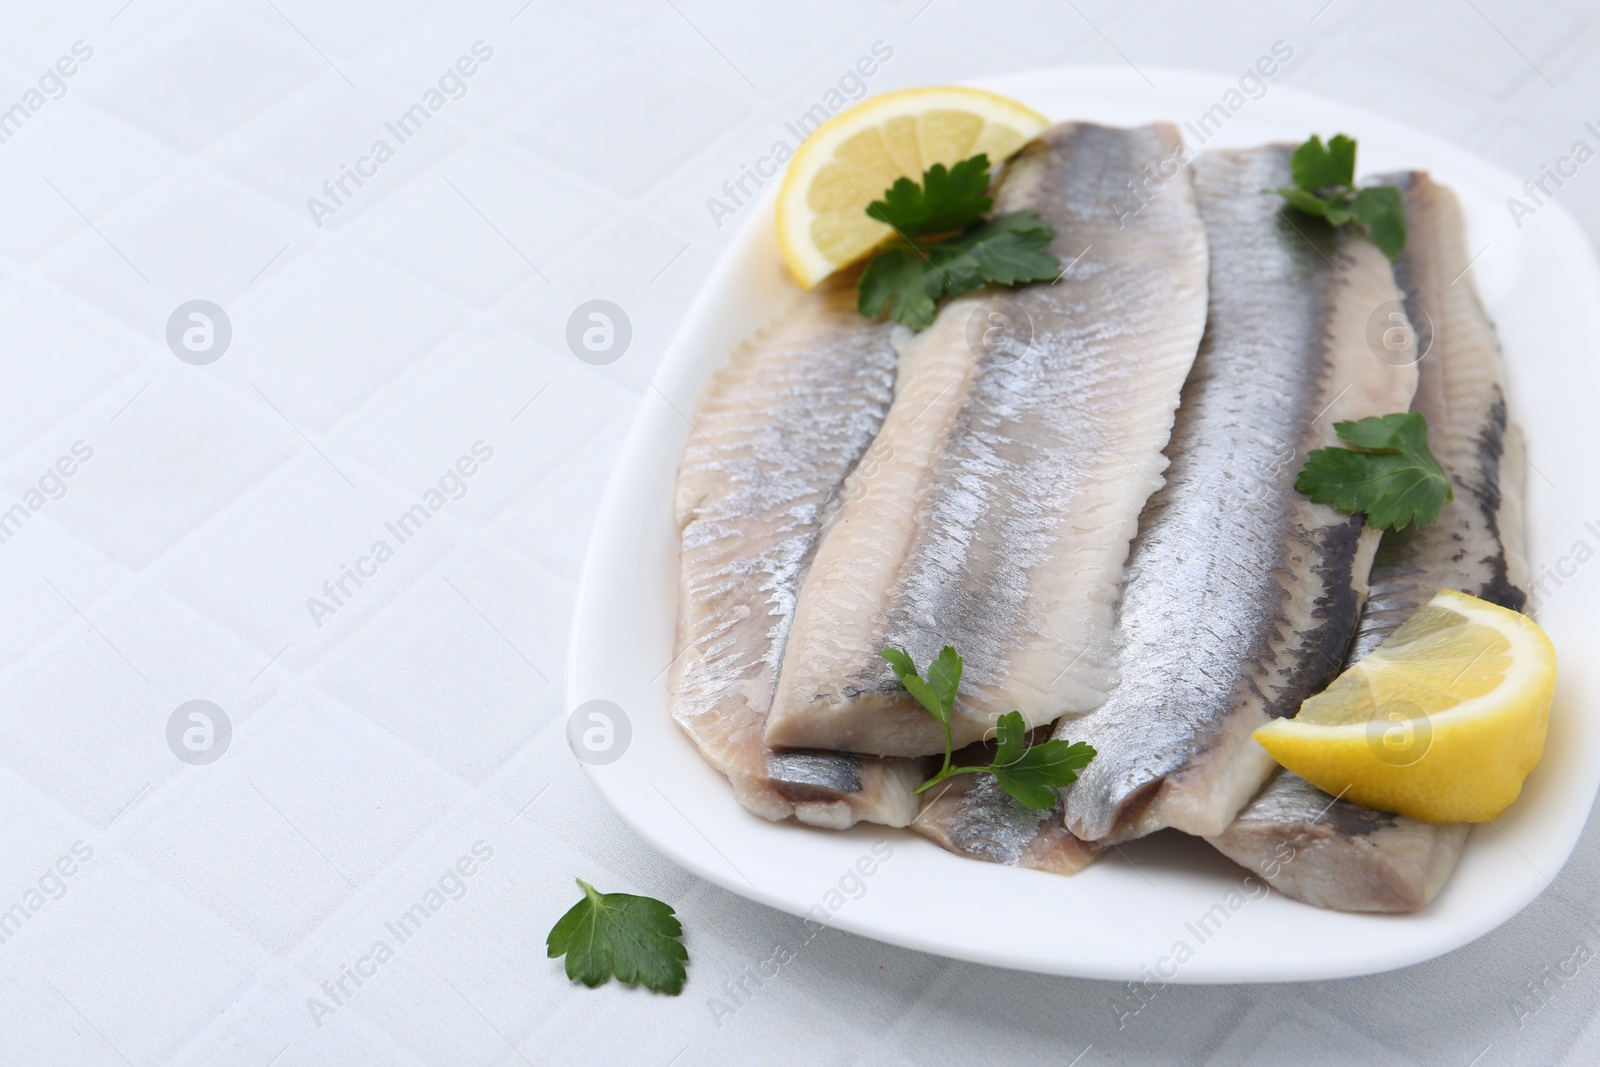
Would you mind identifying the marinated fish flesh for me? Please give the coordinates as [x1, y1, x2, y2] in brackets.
[766, 122, 1211, 757]
[669, 278, 924, 829]
[1058, 144, 1420, 843]
[1208, 171, 1529, 911]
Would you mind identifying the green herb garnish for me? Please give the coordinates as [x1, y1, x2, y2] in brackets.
[547, 878, 688, 994]
[857, 154, 1061, 330]
[1273, 134, 1406, 259]
[1294, 412, 1453, 531]
[877, 645, 1096, 809]
[866, 153, 996, 235]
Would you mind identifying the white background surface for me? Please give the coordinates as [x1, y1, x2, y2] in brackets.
[0, 1, 1597, 1065]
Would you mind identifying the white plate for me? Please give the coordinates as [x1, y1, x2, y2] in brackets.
[568, 66, 1600, 982]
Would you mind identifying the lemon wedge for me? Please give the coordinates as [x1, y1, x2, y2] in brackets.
[775, 86, 1051, 289]
[1253, 589, 1556, 823]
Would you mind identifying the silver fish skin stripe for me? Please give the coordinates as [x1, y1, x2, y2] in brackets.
[1205, 771, 1471, 912]
[1347, 170, 1531, 659]
[766, 121, 1211, 758]
[1208, 171, 1530, 912]
[669, 278, 924, 830]
[914, 775, 1100, 874]
[1058, 144, 1420, 844]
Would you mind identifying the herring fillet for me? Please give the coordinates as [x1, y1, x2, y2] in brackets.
[1205, 774, 1470, 911]
[669, 279, 923, 830]
[1057, 145, 1420, 844]
[1347, 170, 1530, 657]
[765, 122, 1210, 757]
[1207, 172, 1529, 912]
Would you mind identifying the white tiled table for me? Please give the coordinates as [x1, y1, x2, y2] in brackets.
[1, 1, 1596, 1064]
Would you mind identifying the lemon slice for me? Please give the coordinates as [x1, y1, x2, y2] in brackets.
[776, 86, 1051, 289]
[1253, 589, 1556, 823]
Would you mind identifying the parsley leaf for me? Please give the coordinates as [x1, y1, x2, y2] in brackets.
[1290, 133, 1356, 192]
[547, 879, 688, 995]
[924, 645, 964, 719]
[858, 248, 941, 329]
[878, 646, 955, 726]
[1276, 185, 1339, 221]
[988, 710, 1097, 810]
[931, 211, 1061, 293]
[879, 646, 1096, 810]
[1273, 133, 1406, 260]
[867, 154, 993, 236]
[858, 211, 1059, 329]
[876, 647, 921, 694]
[1294, 411, 1454, 531]
[1348, 185, 1407, 260]
[856, 156, 1061, 330]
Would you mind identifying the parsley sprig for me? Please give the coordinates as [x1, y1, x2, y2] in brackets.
[1274, 134, 1407, 260]
[857, 154, 1061, 330]
[878, 645, 1096, 809]
[547, 878, 688, 995]
[1294, 412, 1453, 531]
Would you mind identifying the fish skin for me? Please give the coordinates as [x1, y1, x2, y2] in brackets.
[1209, 172, 1530, 912]
[912, 739, 1101, 874]
[1058, 144, 1420, 844]
[766, 122, 1211, 758]
[1205, 772, 1470, 912]
[669, 278, 925, 829]
[1347, 170, 1531, 660]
